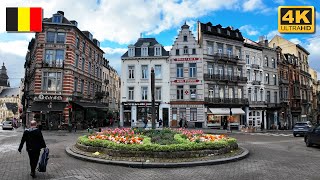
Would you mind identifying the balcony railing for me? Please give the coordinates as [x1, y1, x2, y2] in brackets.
[279, 79, 289, 84]
[203, 74, 247, 82]
[211, 53, 242, 63]
[205, 97, 248, 104]
[267, 103, 280, 108]
[251, 80, 261, 85]
[251, 64, 260, 69]
[42, 61, 64, 68]
[249, 101, 266, 105]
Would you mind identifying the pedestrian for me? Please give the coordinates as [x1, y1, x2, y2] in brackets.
[18, 120, 46, 178]
[74, 123, 77, 132]
[179, 118, 183, 128]
[143, 118, 148, 128]
[158, 118, 163, 128]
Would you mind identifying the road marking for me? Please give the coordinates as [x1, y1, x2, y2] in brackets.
[248, 133, 292, 137]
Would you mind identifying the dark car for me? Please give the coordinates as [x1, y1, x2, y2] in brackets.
[304, 125, 320, 147]
[293, 121, 312, 137]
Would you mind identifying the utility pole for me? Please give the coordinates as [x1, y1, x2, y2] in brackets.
[151, 67, 156, 129]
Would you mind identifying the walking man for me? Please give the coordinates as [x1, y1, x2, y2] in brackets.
[18, 120, 46, 178]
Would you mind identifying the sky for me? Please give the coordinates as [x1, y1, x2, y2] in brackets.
[0, 0, 319, 88]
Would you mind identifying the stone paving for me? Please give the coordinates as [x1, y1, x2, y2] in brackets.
[0, 128, 319, 180]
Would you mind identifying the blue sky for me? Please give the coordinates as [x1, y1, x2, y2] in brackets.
[0, 0, 319, 88]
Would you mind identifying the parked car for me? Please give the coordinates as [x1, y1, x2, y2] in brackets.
[2, 120, 13, 130]
[304, 124, 320, 147]
[293, 121, 312, 137]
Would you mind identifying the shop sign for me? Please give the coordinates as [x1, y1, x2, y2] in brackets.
[173, 57, 201, 61]
[123, 102, 160, 106]
[34, 94, 63, 101]
[173, 79, 200, 83]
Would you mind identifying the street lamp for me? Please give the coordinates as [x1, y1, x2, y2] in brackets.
[151, 67, 156, 129]
[47, 102, 52, 130]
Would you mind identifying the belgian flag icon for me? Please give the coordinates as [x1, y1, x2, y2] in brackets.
[6, 7, 43, 32]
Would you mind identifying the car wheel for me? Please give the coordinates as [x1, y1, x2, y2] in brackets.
[293, 134, 297, 137]
[305, 137, 312, 147]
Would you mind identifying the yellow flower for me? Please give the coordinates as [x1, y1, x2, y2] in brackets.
[93, 152, 100, 156]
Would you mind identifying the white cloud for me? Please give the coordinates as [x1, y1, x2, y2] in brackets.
[101, 47, 127, 55]
[274, 0, 285, 4]
[0, 51, 24, 88]
[239, 25, 259, 36]
[306, 25, 320, 77]
[242, 0, 264, 12]
[0, 40, 29, 56]
[316, 11, 320, 19]
[164, 46, 172, 51]
[289, 38, 301, 45]
[266, 30, 281, 40]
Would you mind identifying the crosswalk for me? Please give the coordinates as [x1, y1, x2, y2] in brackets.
[246, 132, 293, 137]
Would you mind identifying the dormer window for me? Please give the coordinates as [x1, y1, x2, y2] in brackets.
[217, 28, 221, 33]
[141, 47, 148, 56]
[53, 15, 62, 23]
[128, 47, 135, 57]
[154, 46, 161, 56]
[227, 30, 231, 36]
[208, 26, 211, 32]
[236, 32, 239, 37]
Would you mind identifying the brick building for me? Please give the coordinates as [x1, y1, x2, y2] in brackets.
[23, 11, 107, 129]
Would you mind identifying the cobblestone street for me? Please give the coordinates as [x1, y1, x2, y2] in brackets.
[0, 128, 319, 180]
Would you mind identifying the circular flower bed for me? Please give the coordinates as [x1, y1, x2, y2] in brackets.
[77, 128, 238, 156]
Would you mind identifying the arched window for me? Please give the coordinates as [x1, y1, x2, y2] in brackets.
[183, 46, 188, 54]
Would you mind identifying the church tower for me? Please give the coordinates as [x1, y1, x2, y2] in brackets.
[0, 62, 10, 88]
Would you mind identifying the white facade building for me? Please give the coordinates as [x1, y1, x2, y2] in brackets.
[244, 38, 266, 128]
[169, 22, 204, 128]
[120, 38, 170, 127]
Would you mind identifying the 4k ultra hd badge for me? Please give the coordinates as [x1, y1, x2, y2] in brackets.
[278, 6, 314, 33]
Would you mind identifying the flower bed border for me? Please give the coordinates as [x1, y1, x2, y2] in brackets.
[75, 142, 238, 159]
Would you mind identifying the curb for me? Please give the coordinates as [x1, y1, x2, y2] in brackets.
[65, 145, 249, 168]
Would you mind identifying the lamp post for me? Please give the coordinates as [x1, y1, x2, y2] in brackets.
[48, 102, 52, 130]
[151, 67, 156, 129]
[228, 107, 232, 133]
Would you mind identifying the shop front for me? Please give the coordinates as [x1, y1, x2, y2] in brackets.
[206, 108, 245, 129]
[170, 104, 204, 128]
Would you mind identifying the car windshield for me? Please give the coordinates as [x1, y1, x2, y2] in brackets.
[294, 123, 307, 126]
[4, 121, 12, 124]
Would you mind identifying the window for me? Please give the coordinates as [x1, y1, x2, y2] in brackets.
[227, 30, 230, 36]
[74, 77, 78, 92]
[236, 48, 241, 59]
[87, 82, 90, 96]
[274, 92, 278, 103]
[246, 55, 250, 64]
[248, 88, 251, 101]
[76, 37, 80, 49]
[176, 49, 180, 56]
[266, 91, 270, 103]
[155, 46, 161, 56]
[128, 66, 134, 79]
[265, 73, 269, 84]
[177, 64, 183, 77]
[218, 66, 224, 78]
[89, 47, 92, 58]
[236, 32, 239, 38]
[190, 85, 196, 99]
[237, 67, 242, 77]
[81, 58, 85, 70]
[46, 32, 55, 43]
[273, 74, 277, 85]
[254, 88, 258, 101]
[141, 65, 148, 79]
[189, 63, 196, 77]
[260, 89, 263, 101]
[247, 70, 250, 81]
[82, 41, 86, 52]
[75, 54, 79, 68]
[207, 42, 213, 55]
[208, 64, 214, 76]
[183, 35, 188, 42]
[227, 66, 233, 77]
[183, 46, 188, 54]
[227, 46, 232, 57]
[229, 87, 234, 98]
[272, 58, 276, 68]
[42, 72, 62, 91]
[177, 86, 184, 99]
[208, 26, 211, 31]
[209, 88, 214, 98]
[141, 87, 148, 100]
[141, 47, 148, 56]
[80, 79, 84, 93]
[53, 15, 62, 23]
[128, 47, 134, 57]
[217, 28, 221, 33]
[45, 49, 64, 67]
[155, 65, 162, 79]
[265, 56, 268, 67]
[192, 48, 196, 55]
[56, 33, 65, 43]
[238, 88, 242, 99]
[217, 44, 223, 54]
[156, 87, 161, 100]
[128, 87, 134, 100]
[190, 108, 197, 121]
[88, 62, 91, 74]
[219, 86, 224, 98]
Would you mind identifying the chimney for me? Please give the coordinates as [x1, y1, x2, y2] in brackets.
[70, 20, 78, 27]
[57, 11, 64, 16]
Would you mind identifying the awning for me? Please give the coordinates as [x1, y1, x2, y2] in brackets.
[231, 108, 245, 115]
[96, 104, 108, 111]
[30, 102, 67, 112]
[73, 101, 97, 108]
[208, 108, 231, 115]
[208, 108, 245, 115]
